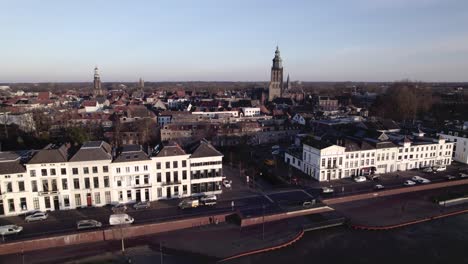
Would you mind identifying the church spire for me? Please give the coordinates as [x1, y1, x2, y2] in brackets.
[272, 46, 283, 69]
[93, 66, 102, 96]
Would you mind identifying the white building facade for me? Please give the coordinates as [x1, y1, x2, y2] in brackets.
[438, 130, 468, 164]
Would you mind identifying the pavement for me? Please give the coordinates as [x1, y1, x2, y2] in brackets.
[334, 184, 468, 227]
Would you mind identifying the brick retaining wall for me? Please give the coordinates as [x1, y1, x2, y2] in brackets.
[240, 206, 334, 227]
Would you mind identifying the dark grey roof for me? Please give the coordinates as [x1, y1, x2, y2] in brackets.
[0, 152, 21, 162]
[0, 161, 26, 175]
[303, 137, 333, 150]
[155, 145, 187, 158]
[113, 145, 150, 163]
[28, 144, 68, 164]
[190, 141, 223, 158]
[69, 141, 112, 162]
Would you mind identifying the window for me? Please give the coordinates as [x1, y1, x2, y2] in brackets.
[33, 197, 39, 210]
[31, 180, 38, 192]
[103, 166, 109, 173]
[8, 199, 15, 212]
[135, 176, 140, 185]
[174, 186, 179, 195]
[51, 179, 57, 191]
[61, 168, 66, 175]
[30, 170, 36, 177]
[94, 193, 101, 204]
[105, 191, 111, 204]
[104, 176, 109, 187]
[144, 165, 148, 171]
[93, 177, 99, 188]
[50, 169, 56, 176]
[125, 167, 130, 173]
[18, 181, 25, 192]
[83, 167, 89, 174]
[117, 180, 122, 187]
[173, 161, 178, 168]
[156, 162, 161, 169]
[166, 162, 170, 169]
[166, 172, 171, 182]
[157, 188, 162, 197]
[135, 166, 139, 172]
[157, 173, 161, 182]
[62, 179, 68, 190]
[44, 197, 51, 208]
[63, 195, 70, 207]
[75, 194, 81, 207]
[183, 185, 187, 194]
[127, 190, 132, 199]
[182, 160, 187, 167]
[321, 159, 325, 167]
[20, 197, 26, 211]
[92, 166, 98, 174]
[144, 175, 149, 184]
[74, 178, 80, 189]
[42, 180, 49, 192]
[119, 191, 123, 201]
[72, 168, 78, 175]
[174, 171, 179, 182]
[41, 169, 47, 176]
[84, 178, 90, 189]
[182, 171, 187, 180]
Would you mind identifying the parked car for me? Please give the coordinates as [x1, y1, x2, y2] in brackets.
[404, 180, 416, 186]
[321, 187, 334, 193]
[109, 214, 134, 226]
[0, 225, 23, 236]
[354, 176, 366, 183]
[25, 212, 48, 222]
[178, 198, 200, 209]
[434, 166, 447, 172]
[418, 178, 431, 184]
[112, 203, 127, 213]
[411, 176, 423, 181]
[374, 184, 385, 190]
[22, 210, 41, 218]
[223, 179, 232, 188]
[77, 220, 102, 230]
[422, 167, 433, 173]
[133, 201, 150, 210]
[445, 175, 456, 180]
[200, 195, 217, 206]
[459, 173, 468, 178]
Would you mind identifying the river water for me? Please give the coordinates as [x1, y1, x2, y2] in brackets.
[227, 214, 468, 264]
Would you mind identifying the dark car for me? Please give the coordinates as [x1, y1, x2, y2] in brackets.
[133, 201, 151, 210]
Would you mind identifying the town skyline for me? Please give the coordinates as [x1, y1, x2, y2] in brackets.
[3, 0, 468, 83]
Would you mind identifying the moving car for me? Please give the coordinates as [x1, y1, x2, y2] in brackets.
[112, 203, 127, 213]
[411, 176, 423, 181]
[354, 176, 366, 183]
[200, 195, 217, 206]
[179, 198, 200, 209]
[412, 176, 430, 184]
[434, 166, 446, 172]
[222, 179, 232, 188]
[77, 220, 102, 230]
[133, 201, 150, 210]
[302, 200, 316, 208]
[0, 225, 23, 236]
[445, 175, 456, 180]
[374, 184, 385, 190]
[404, 180, 416, 186]
[321, 187, 334, 193]
[109, 214, 134, 226]
[459, 173, 468, 178]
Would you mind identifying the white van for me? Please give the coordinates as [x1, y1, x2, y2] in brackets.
[109, 214, 134, 226]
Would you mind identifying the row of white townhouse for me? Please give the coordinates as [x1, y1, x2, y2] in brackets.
[0, 140, 223, 217]
[285, 132, 454, 182]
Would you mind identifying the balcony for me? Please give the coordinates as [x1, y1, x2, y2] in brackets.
[161, 181, 182, 186]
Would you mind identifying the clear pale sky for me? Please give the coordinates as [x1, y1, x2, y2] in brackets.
[2, 0, 468, 82]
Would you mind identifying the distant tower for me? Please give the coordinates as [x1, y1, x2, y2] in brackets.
[268, 46, 284, 101]
[138, 77, 145, 88]
[93, 66, 103, 96]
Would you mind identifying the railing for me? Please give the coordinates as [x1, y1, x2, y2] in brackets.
[161, 181, 182, 186]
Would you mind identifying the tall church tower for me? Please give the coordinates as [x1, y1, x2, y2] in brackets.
[268, 46, 284, 101]
[93, 66, 103, 96]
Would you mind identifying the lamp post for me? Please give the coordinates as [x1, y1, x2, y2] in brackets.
[262, 204, 266, 240]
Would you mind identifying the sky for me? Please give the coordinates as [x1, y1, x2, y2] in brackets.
[2, 0, 468, 82]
